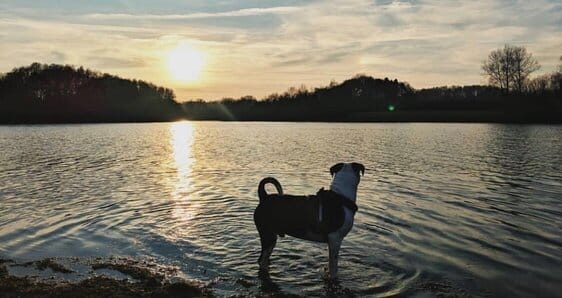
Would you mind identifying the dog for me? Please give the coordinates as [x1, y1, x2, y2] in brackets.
[253, 162, 364, 280]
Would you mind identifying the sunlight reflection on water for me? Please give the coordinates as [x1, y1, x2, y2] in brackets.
[170, 121, 195, 227]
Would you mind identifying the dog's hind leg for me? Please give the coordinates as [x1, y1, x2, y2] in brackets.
[258, 229, 277, 273]
[327, 233, 343, 280]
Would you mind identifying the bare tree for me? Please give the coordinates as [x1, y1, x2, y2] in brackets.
[482, 45, 540, 93]
[512, 46, 540, 92]
[482, 45, 512, 93]
[553, 55, 562, 92]
[527, 74, 551, 93]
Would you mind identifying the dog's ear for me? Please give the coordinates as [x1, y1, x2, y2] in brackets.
[330, 163, 344, 177]
[351, 163, 365, 176]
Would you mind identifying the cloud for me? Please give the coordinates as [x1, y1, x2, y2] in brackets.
[272, 58, 312, 67]
[259, 0, 562, 90]
[1, 0, 561, 100]
[87, 56, 148, 68]
[49, 51, 67, 63]
[84, 6, 299, 20]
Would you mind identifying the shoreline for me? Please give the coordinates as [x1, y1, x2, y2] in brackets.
[0, 257, 211, 297]
[1, 111, 561, 125]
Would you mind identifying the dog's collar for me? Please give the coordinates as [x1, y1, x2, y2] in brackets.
[316, 188, 358, 213]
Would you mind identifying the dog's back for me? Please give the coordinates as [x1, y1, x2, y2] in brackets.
[254, 193, 319, 236]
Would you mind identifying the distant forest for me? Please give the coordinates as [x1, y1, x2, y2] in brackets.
[184, 75, 561, 123]
[0, 63, 182, 123]
[183, 76, 558, 122]
[1, 59, 561, 124]
[185, 47, 561, 123]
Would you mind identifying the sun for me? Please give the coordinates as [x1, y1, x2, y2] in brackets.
[168, 43, 205, 82]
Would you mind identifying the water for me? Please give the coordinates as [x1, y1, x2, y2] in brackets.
[0, 122, 561, 297]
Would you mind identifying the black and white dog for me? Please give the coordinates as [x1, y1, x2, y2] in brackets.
[254, 162, 364, 280]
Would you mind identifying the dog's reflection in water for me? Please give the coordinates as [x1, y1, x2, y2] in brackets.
[258, 268, 354, 297]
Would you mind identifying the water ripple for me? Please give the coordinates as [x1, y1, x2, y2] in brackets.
[0, 122, 561, 296]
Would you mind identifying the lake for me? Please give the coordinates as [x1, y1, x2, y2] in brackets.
[0, 122, 561, 296]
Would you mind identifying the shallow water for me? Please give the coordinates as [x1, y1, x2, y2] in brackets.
[0, 122, 561, 296]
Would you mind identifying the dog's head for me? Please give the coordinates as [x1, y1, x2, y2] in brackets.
[329, 162, 364, 200]
[330, 162, 365, 178]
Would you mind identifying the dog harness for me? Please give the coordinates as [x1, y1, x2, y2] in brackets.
[257, 188, 358, 238]
[312, 188, 358, 234]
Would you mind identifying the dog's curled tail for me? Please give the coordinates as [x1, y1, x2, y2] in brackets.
[258, 177, 283, 203]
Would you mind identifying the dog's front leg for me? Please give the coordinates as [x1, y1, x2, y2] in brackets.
[327, 233, 343, 280]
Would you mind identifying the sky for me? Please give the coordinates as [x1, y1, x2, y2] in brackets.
[1, 0, 560, 101]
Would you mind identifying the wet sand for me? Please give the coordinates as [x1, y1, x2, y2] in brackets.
[0, 257, 210, 297]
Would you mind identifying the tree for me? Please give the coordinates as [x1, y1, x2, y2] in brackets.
[553, 56, 562, 93]
[512, 46, 540, 93]
[482, 44, 540, 93]
[527, 74, 552, 94]
[482, 45, 513, 93]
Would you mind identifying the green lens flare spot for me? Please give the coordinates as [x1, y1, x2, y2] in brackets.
[388, 104, 395, 111]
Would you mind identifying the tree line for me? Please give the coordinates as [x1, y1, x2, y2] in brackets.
[183, 45, 560, 122]
[0, 63, 183, 123]
[183, 76, 416, 121]
[0, 46, 560, 124]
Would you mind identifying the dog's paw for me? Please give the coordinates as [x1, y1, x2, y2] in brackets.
[321, 268, 340, 282]
[258, 268, 270, 280]
[321, 266, 331, 280]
